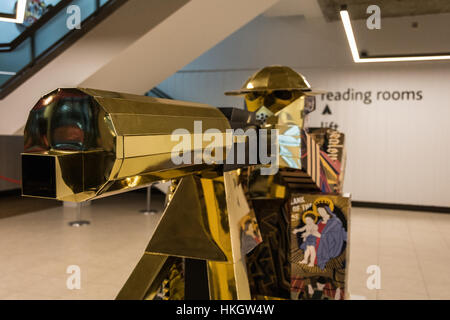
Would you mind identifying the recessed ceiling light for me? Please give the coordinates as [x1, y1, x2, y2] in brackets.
[0, 0, 27, 24]
[0, 71, 16, 75]
[340, 9, 450, 63]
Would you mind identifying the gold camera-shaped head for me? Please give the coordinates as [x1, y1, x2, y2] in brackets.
[225, 65, 316, 114]
[21, 88, 230, 202]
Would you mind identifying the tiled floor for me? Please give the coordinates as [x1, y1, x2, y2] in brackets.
[348, 207, 450, 300]
[0, 192, 449, 300]
[0, 192, 163, 300]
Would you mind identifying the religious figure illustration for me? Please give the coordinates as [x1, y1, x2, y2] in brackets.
[293, 211, 320, 267]
[290, 195, 350, 300]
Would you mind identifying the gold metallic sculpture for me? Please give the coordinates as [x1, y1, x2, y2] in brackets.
[22, 88, 230, 202]
[21, 66, 349, 300]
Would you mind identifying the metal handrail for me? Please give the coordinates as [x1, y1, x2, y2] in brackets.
[148, 87, 173, 100]
[0, 0, 128, 100]
[0, 1, 72, 52]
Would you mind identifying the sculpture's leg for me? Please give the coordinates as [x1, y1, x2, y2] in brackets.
[196, 173, 254, 300]
[116, 253, 181, 300]
[119, 173, 255, 300]
[211, 170, 265, 300]
[157, 257, 185, 300]
[117, 171, 263, 300]
[237, 167, 291, 299]
[185, 258, 209, 300]
[145, 175, 230, 262]
[207, 261, 241, 300]
[245, 198, 291, 299]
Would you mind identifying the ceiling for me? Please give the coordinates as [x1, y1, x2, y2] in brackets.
[262, 0, 450, 57]
[263, 0, 323, 18]
[318, 0, 450, 22]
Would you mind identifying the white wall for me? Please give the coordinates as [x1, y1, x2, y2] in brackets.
[157, 13, 450, 207]
[80, 0, 279, 94]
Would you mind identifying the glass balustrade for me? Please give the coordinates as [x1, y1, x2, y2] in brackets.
[0, 0, 117, 97]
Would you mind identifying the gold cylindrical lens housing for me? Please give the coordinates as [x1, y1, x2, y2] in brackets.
[22, 88, 230, 202]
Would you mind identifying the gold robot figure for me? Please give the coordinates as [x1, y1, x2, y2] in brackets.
[21, 66, 349, 300]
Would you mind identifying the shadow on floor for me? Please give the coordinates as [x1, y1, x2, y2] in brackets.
[0, 189, 61, 219]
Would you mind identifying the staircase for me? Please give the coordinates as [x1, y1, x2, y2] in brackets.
[0, 0, 279, 135]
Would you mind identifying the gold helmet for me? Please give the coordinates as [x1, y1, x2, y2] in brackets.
[225, 65, 318, 113]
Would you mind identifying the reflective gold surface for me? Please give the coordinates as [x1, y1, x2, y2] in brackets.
[146, 175, 229, 261]
[22, 88, 230, 202]
[146, 171, 254, 299]
[220, 170, 259, 299]
[267, 95, 306, 127]
[116, 253, 172, 300]
[148, 258, 185, 300]
[207, 261, 238, 300]
[21, 65, 349, 300]
[225, 65, 313, 95]
[228, 65, 349, 299]
[225, 65, 321, 114]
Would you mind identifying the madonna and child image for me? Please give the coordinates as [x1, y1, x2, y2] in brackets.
[290, 196, 350, 300]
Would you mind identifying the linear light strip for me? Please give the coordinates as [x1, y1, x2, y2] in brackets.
[0, 71, 16, 75]
[340, 10, 361, 62]
[0, 0, 27, 23]
[339, 9, 450, 63]
[356, 55, 450, 63]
